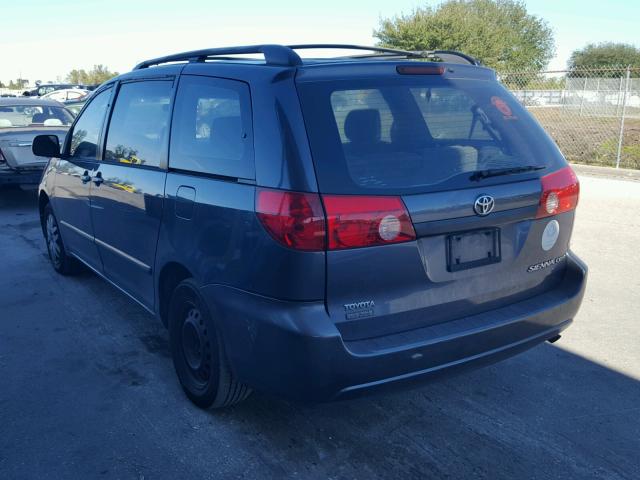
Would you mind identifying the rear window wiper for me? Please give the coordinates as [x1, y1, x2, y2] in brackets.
[469, 165, 545, 181]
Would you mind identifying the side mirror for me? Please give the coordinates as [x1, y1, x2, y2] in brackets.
[32, 135, 61, 158]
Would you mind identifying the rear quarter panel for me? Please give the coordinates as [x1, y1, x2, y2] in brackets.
[156, 173, 325, 301]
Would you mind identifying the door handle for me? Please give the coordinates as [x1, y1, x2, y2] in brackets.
[92, 172, 104, 186]
[80, 171, 91, 183]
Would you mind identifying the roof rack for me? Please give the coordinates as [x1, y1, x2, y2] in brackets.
[133, 44, 303, 70]
[133, 44, 479, 70]
[287, 44, 429, 59]
[287, 44, 480, 65]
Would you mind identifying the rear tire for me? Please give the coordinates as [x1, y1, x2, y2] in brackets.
[168, 278, 251, 409]
[42, 203, 80, 275]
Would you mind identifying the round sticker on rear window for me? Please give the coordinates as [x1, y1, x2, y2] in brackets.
[541, 220, 560, 251]
[491, 96, 513, 117]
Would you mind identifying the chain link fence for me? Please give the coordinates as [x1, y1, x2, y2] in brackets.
[499, 66, 640, 169]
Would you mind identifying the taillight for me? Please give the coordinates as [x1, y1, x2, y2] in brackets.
[323, 195, 416, 250]
[256, 188, 326, 251]
[537, 166, 580, 218]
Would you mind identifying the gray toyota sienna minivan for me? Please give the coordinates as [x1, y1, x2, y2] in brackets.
[33, 45, 587, 409]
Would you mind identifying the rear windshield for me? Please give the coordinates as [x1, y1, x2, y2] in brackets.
[297, 76, 565, 194]
[0, 105, 73, 128]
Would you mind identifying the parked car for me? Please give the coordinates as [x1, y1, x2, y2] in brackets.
[41, 88, 91, 103]
[33, 44, 587, 409]
[64, 98, 88, 117]
[29, 83, 91, 97]
[0, 98, 72, 186]
[59, 91, 94, 117]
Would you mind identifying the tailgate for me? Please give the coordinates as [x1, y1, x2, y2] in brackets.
[296, 62, 576, 341]
[325, 180, 573, 341]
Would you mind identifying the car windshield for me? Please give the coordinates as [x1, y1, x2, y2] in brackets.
[0, 105, 74, 128]
[297, 75, 565, 195]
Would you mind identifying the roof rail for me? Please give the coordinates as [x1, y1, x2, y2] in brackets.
[133, 44, 303, 70]
[287, 44, 430, 59]
[132, 44, 480, 70]
[327, 46, 480, 65]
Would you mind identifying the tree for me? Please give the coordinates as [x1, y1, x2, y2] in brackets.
[568, 43, 640, 77]
[5, 78, 29, 90]
[66, 65, 119, 85]
[374, 0, 554, 72]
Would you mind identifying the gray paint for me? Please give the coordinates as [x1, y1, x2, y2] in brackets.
[34, 57, 586, 404]
[403, 179, 541, 223]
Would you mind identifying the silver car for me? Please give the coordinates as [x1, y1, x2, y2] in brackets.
[0, 98, 73, 186]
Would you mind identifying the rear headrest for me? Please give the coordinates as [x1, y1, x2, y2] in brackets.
[31, 113, 48, 124]
[210, 116, 244, 159]
[344, 109, 381, 144]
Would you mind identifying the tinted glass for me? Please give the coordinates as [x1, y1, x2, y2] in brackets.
[0, 105, 73, 128]
[170, 75, 254, 179]
[298, 77, 565, 194]
[409, 87, 492, 140]
[69, 87, 112, 158]
[105, 81, 172, 168]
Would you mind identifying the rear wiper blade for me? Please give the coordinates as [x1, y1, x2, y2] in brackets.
[469, 165, 545, 181]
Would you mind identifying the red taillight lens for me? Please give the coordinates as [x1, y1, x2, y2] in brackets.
[323, 195, 416, 250]
[537, 166, 580, 218]
[256, 188, 326, 251]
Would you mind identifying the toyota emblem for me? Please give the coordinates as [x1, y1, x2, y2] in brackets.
[474, 195, 495, 216]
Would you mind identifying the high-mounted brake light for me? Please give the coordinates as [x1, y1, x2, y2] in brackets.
[536, 166, 580, 218]
[396, 65, 445, 75]
[323, 195, 416, 250]
[256, 188, 326, 251]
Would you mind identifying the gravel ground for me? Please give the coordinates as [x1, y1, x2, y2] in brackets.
[0, 174, 639, 480]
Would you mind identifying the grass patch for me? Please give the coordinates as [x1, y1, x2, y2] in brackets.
[529, 107, 640, 169]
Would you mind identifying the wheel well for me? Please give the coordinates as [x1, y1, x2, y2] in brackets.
[158, 262, 192, 328]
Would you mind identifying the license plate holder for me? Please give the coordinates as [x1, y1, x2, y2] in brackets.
[446, 228, 501, 272]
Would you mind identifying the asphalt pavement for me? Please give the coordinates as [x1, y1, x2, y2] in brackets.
[0, 174, 639, 480]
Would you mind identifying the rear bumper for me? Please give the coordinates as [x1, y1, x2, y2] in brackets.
[0, 166, 43, 185]
[201, 251, 587, 402]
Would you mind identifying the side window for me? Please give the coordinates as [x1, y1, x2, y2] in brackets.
[170, 75, 254, 179]
[69, 87, 112, 159]
[104, 81, 172, 168]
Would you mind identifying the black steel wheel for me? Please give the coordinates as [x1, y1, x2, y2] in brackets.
[168, 278, 251, 409]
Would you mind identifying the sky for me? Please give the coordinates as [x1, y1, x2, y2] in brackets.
[1, 0, 638, 84]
